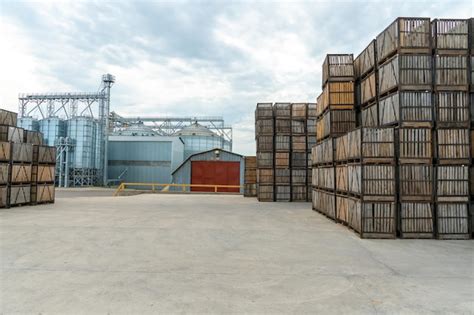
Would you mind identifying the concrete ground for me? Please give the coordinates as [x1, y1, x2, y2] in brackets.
[1, 191, 473, 314]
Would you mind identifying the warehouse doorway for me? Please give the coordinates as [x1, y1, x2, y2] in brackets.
[191, 161, 240, 193]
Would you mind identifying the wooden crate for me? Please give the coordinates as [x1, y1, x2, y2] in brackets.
[31, 183, 55, 204]
[291, 169, 307, 186]
[275, 152, 289, 168]
[436, 91, 469, 127]
[24, 130, 44, 146]
[257, 184, 273, 202]
[256, 152, 273, 168]
[399, 202, 434, 238]
[436, 165, 469, 202]
[245, 156, 257, 168]
[255, 103, 274, 119]
[0, 142, 11, 161]
[431, 19, 469, 54]
[379, 91, 433, 127]
[399, 164, 434, 201]
[436, 128, 470, 164]
[9, 184, 31, 206]
[354, 40, 377, 79]
[316, 82, 355, 117]
[10, 164, 32, 184]
[360, 72, 377, 105]
[275, 119, 291, 134]
[244, 168, 256, 184]
[312, 189, 336, 219]
[0, 109, 18, 126]
[398, 127, 432, 164]
[257, 169, 273, 184]
[291, 185, 307, 202]
[434, 55, 468, 90]
[316, 109, 356, 142]
[340, 195, 397, 238]
[0, 125, 23, 143]
[291, 103, 307, 119]
[34, 165, 55, 183]
[0, 163, 8, 184]
[291, 136, 306, 152]
[291, 120, 306, 134]
[244, 183, 257, 197]
[312, 137, 333, 166]
[274, 169, 290, 184]
[307, 136, 316, 152]
[322, 54, 354, 85]
[361, 102, 378, 127]
[0, 185, 7, 208]
[307, 118, 316, 135]
[436, 203, 470, 239]
[291, 152, 306, 168]
[376, 17, 431, 64]
[335, 127, 395, 163]
[312, 165, 335, 191]
[274, 103, 291, 118]
[307, 103, 317, 118]
[378, 54, 432, 95]
[275, 185, 290, 201]
[11, 143, 33, 163]
[255, 119, 273, 136]
[257, 135, 273, 151]
[347, 164, 395, 201]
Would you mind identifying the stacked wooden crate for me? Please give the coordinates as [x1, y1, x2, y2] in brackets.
[374, 17, 436, 239]
[244, 156, 257, 197]
[307, 104, 317, 201]
[432, 19, 471, 239]
[334, 127, 397, 238]
[274, 103, 291, 201]
[316, 55, 357, 142]
[255, 103, 274, 201]
[291, 104, 309, 201]
[311, 138, 336, 219]
[255, 103, 314, 202]
[0, 108, 56, 208]
[470, 17, 474, 238]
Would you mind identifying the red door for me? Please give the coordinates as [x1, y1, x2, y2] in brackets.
[191, 161, 240, 192]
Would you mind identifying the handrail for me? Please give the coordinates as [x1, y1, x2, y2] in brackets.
[114, 183, 242, 196]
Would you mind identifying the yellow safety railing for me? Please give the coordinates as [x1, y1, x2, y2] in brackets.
[114, 182, 242, 196]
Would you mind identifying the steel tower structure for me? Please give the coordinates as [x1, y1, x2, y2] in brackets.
[18, 74, 115, 187]
[110, 115, 233, 150]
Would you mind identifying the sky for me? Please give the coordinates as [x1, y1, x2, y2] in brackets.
[0, 0, 471, 155]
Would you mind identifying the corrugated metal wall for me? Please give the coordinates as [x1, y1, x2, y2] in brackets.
[172, 149, 244, 193]
[108, 136, 184, 185]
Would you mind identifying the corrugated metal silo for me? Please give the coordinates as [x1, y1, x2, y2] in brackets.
[39, 118, 67, 146]
[18, 117, 39, 131]
[67, 117, 95, 169]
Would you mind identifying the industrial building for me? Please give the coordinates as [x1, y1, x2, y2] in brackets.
[172, 148, 244, 193]
[17, 76, 234, 187]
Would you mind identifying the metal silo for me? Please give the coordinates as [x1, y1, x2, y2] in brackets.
[174, 122, 231, 158]
[39, 118, 67, 146]
[18, 117, 39, 131]
[67, 117, 95, 169]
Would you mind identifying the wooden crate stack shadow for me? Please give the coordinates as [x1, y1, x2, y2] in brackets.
[0, 108, 56, 208]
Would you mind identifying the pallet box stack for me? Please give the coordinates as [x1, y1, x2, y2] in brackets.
[307, 103, 317, 201]
[470, 17, 474, 237]
[432, 19, 471, 239]
[311, 138, 336, 220]
[316, 54, 357, 142]
[0, 108, 56, 208]
[255, 103, 274, 201]
[274, 103, 291, 201]
[334, 127, 397, 238]
[374, 17, 437, 239]
[244, 156, 257, 197]
[291, 104, 309, 201]
[354, 40, 379, 127]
